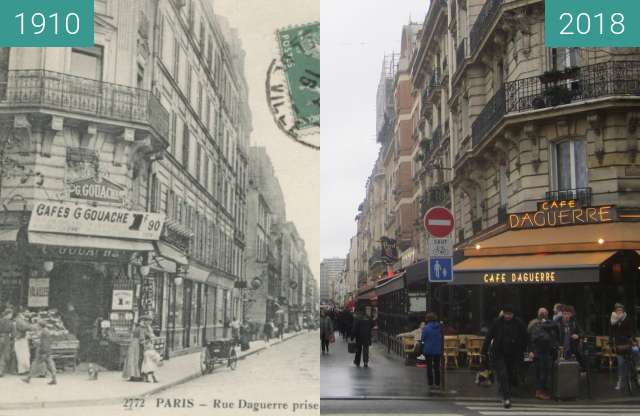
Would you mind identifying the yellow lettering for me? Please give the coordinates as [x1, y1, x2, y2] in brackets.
[599, 206, 613, 222]
[533, 211, 546, 227]
[509, 214, 520, 228]
[558, 209, 569, 225]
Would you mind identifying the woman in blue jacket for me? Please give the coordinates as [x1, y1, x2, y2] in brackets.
[421, 312, 444, 389]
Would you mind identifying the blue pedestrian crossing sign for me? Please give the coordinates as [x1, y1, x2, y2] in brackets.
[429, 257, 453, 282]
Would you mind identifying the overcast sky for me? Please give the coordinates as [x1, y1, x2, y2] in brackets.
[321, 0, 428, 259]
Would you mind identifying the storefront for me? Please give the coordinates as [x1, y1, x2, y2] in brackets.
[449, 200, 640, 335]
[0, 201, 165, 368]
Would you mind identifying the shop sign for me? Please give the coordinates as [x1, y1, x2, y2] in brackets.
[29, 201, 165, 240]
[380, 236, 398, 263]
[31, 245, 131, 262]
[508, 201, 616, 230]
[68, 176, 126, 204]
[400, 247, 416, 268]
[112, 290, 134, 310]
[454, 267, 600, 285]
[28, 278, 49, 308]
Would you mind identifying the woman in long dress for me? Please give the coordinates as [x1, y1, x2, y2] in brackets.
[122, 317, 153, 381]
[13, 309, 33, 375]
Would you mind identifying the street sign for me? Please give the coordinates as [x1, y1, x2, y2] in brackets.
[428, 237, 453, 258]
[429, 257, 453, 282]
[424, 206, 454, 237]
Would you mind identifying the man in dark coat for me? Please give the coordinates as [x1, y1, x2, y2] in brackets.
[0, 308, 15, 377]
[351, 309, 373, 368]
[610, 302, 638, 390]
[527, 307, 560, 400]
[22, 321, 57, 385]
[482, 304, 527, 409]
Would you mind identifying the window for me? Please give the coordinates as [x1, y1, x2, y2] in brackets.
[70, 46, 103, 80]
[186, 69, 192, 101]
[196, 144, 202, 182]
[182, 126, 190, 168]
[173, 39, 180, 78]
[204, 157, 210, 191]
[552, 138, 587, 190]
[170, 113, 177, 154]
[150, 174, 160, 212]
[495, 59, 504, 90]
[137, 63, 145, 89]
[550, 48, 581, 70]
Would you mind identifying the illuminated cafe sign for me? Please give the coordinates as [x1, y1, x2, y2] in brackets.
[454, 267, 600, 285]
[508, 199, 616, 230]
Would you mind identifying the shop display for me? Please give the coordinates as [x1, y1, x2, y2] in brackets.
[20, 309, 79, 371]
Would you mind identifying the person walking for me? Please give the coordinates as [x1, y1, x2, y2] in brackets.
[610, 302, 638, 390]
[482, 304, 527, 409]
[277, 319, 285, 341]
[320, 309, 334, 355]
[141, 340, 162, 383]
[13, 308, 33, 375]
[263, 320, 273, 344]
[122, 316, 153, 381]
[22, 321, 57, 385]
[351, 309, 373, 367]
[0, 308, 15, 377]
[527, 307, 560, 400]
[421, 312, 443, 390]
[557, 305, 585, 370]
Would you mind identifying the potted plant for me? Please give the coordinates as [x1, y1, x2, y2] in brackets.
[539, 69, 564, 85]
[564, 66, 580, 79]
[543, 85, 573, 106]
[532, 96, 546, 109]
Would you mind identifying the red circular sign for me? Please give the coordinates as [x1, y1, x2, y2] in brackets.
[424, 206, 454, 237]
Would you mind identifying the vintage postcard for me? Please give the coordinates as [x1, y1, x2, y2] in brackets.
[0, 0, 319, 415]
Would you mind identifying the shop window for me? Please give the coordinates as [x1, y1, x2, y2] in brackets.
[70, 46, 103, 80]
[551, 138, 588, 191]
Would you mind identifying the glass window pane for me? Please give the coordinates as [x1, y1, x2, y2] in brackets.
[70, 47, 102, 80]
[556, 140, 572, 190]
[574, 139, 588, 188]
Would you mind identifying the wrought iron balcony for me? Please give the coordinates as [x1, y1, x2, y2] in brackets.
[545, 187, 592, 206]
[0, 69, 170, 140]
[472, 61, 640, 149]
[469, 0, 503, 56]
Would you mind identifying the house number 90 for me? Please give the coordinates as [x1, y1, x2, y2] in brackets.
[559, 12, 625, 36]
[15, 12, 80, 36]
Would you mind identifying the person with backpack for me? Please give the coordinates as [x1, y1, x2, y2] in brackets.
[420, 313, 443, 390]
[609, 303, 639, 390]
[482, 304, 528, 409]
[527, 307, 560, 400]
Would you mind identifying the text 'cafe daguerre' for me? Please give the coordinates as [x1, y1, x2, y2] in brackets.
[0, 200, 182, 370]
[448, 198, 640, 336]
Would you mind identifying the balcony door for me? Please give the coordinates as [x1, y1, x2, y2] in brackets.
[69, 46, 104, 115]
[551, 138, 588, 195]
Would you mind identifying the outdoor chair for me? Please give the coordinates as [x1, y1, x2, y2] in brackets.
[443, 335, 460, 368]
[466, 336, 484, 369]
[596, 335, 616, 371]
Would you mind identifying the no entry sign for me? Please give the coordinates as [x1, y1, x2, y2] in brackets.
[424, 206, 454, 237]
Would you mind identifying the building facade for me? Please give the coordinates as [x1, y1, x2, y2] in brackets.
[320, 257, 345, 304]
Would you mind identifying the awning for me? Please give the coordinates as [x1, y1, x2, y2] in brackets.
[188, 263, 209, 284]
[0, 227, 19, 243]
[405, 260, 428, 287]
[464, 223, 640, 256]
[357, 286, 377, 301]
[376, 272, 405, 297]
[453, 251, 616, 285]
[28, 231, 154, 252]
[153, 241, 188, 265]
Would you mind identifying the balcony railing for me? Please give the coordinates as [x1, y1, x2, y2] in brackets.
[0, 69, 170, 140]
[429, 72, 441, 89]
[469, 0, 502, 56]
[472, 61, 640, 149]
[432, 125, 442, 149]
[545, 187, 592, 206]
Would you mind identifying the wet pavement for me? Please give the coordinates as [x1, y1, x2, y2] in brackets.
[321, 332, 638, 402]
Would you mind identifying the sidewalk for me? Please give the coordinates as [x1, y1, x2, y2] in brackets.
[0, 330, 308, 410]
[321, 334, 640, 403]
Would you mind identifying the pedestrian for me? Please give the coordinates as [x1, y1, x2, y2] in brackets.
[482, 304, 527, 409]
[351, 308, 373, 368]
[277, 319, 285, 341]
[13, 307, 34, 375]
[0, 307, 14, 377]
[609, 302, 639, 390]
[527, 307, 560, 400]
[552, 303, 564, 322]
[557, 305, 585, 370]
[263, 320, 273, 343]
[230, 316, 241, 344]
[141, 340, 161, 383]
[421, 312, 443, 390]
[320, 309, 334, 355]
[122, 316, 153, 381]
[22, 321, 57, 385]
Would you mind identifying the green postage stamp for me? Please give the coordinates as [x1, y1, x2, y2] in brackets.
[267, 22, 319, 149]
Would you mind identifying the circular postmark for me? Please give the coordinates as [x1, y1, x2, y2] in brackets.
[266, 22, 320, 150]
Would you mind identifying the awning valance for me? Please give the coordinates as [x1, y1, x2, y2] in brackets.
[188, 263, 209, 284]
[154, 241, 188, 265]
[453, 251, 616, 285]
[405, 260, 428, 287]
[28, 231, 154, 252]
[376, 272, 405, 297]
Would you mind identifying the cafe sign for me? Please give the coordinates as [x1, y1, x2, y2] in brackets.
[28, 278, 49, 308]
[508, 200, 616, 230]
[68, 176, 126, 204]
[454, 267, 600, 285]
[29, 201, 165, 240]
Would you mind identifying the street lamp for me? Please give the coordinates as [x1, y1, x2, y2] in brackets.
[43, 261, 54, 272]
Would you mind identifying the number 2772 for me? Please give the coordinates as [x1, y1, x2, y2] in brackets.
[559, 12, 625, 35]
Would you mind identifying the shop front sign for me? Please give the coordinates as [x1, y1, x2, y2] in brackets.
[380, 236, 398, 263]
[28, 278, 49, 307]
[29, 201, 165, 240]
[31, 244, 132, 262]
[67, 176, 126, 204]
[454, 267, 600, 285]
[508, 201, 616, 230]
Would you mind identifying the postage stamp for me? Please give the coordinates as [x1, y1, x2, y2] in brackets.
[267, 21, 320, 150]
